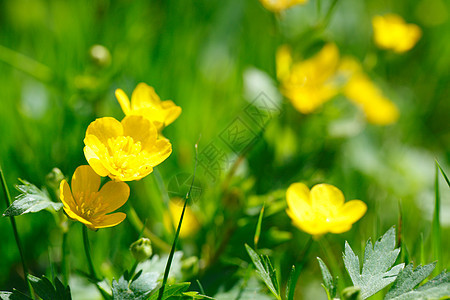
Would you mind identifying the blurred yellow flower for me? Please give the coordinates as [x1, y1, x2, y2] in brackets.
[344, 72, 399, 125]
[372, 14, 422, 53]
[60, 165, 129, 230]
[286, 183, 367, 236]
[277, 43, 340, 113]
[163, 198, 200, 238]
[84, 115, 172, 181]
[259, 0, 308, 12]
[115, 83, 181, 130]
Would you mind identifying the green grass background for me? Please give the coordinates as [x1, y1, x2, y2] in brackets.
[0, 0, 449, 298]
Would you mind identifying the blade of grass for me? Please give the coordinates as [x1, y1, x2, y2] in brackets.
[157, 143, 199, 300]
[0, 165, 34, 299]
[254, 203, 265, 250]
[432, 162, 442, 274]
[286, 265, 296, 300]
[436, 161, 450, 188]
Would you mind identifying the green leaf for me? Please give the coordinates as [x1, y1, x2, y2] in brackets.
[385, 270, 450, 299]
[214, 277, 272, 300]
[182, 291, 215, 299]
[0, 290, 32, 300]
[2, 180, 62, 217]
[112, 271, 159, 300]
[436, 161, 450, 188]
[385, 262, 436, 299]
[285, 265, 296, 300]
[245, 244, 281, 300]
[317, 257, 336, 299]
[343, 227, 404, 299]
[27, 275, 71, 300]
[254, 203, 265, 248]
[148, 283, 190, 300]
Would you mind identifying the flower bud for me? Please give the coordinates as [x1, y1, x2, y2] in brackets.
[130, 238, 152, 262]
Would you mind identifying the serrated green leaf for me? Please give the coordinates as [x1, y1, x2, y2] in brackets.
[245, 244, 281, 300]
[343, 227, 404, 299]
[3, 180, 62, 217]
[112, 272, 159, 300]
[386, 270, 450, 299]
[385, 262, 436, 299]
[148, 283, 190, 300]
[317, 257, 336, 298]
[214, 277, 272, 300]
[27, 275, 71, 300]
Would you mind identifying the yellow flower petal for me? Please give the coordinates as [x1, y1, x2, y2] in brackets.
[276, 45, 292, 81]
[131, 83, 160, 109]
[310, 183, 345, 208]
[338, 200, 368, 224]
[92, 212, 127, 229]
[71, 165, 101, 198]
[161, 100, 182, 126]
[86, 117, 123, 145]
[60, 180, 76, 211]
[143, 138, 173, 167]
[97, 181, 130, 214]
[286, 182, 312, 218]
[121, 115, 158, 149]
[115, 88, 131, 115]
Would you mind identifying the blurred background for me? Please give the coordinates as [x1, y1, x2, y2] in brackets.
[0, 0, 449, 299]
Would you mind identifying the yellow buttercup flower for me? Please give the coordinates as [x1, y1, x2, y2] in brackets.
[163, 198, 200, 238]
[60, 165, 129, 230]
[372, 14, 422, 53]
[343, 72, 399, 125]
[277, 43, 340, 113]
[84, 115, 172, 181]
[286, 183, 367, 236]
[259, 0, 308, 12]
[115, 83, 181, 130]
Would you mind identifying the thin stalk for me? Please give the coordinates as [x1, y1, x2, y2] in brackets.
[61, 231, 69, 285]
[322, 0, 339, 28]
[82, 226, 98, 281]
[288, 236, 314, 300]
[157, 144, 199, 300]
[319, 236, 346, 293]
[0, 165, 34, 299]
[82, 226, 111, 299]
[432, 163, 442, 273]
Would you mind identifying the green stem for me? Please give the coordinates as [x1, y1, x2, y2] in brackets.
[61, 231, 69, 285]
[287, 236, 314, 299]
[432, 163, 442, 274]
[82, 226, 98, 281]
[158, 144, 199, 300]
[319, 236, 346, 293]
[81, 225, 111, 299]
[0, 165, 34, 299]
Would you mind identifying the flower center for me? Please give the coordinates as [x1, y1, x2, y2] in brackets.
[74, 191, 107, 220]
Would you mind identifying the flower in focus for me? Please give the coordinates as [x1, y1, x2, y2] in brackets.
[163, 198, 200, 238]
[84, 115, 172, 181]
[115, 83, 181, 130]
[286, 183, 367, 236]
[372, 14, 422, 53]
[277, 43, 340, 113]
[343, 71, 399, 125]
[60, 165, 129, 230]
[259, 0, 308, 12]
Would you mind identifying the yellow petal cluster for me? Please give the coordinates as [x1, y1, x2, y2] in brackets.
[84, 115, 172, 181]
[259, 0, 308, 12]
[277, 43, 340, 113]
[286, 183, 367, 236]
[277, 44, 400, 125]
[115, 83, 181, 130]
[372, 14, 422, 53]
[343, 72, 399, 125]
[60, 165, 129, 230]
[163, 198, 200, 238]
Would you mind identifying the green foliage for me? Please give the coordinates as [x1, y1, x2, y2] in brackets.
[317, 257, 337, 299]
[384, 262, 450, 299]
[182, 291, 215, 299]
[285, 265, 297, 300]
[245, 244, 281, 300]
[111, 271, 159, 300]
[2, 180, 62, 217]
[343, 227, 404, 299]
[148, 283, 190, 300]
[28, 275, 71, 300]
[0, 291, 31, 300]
